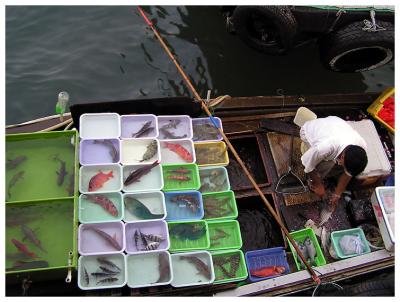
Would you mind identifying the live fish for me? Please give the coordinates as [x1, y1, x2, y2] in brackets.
[96, 257, 121, 272]
[96, 277, 118, 285]
[156, 253, 170, 283]
[169, 223, 206, 240]
[140, 140, 158, 162]
[167, 175, 191, 181]
[193, 123, 220, 141]
[88, 170, 114, 192]
[91, 271, 119, 278]
[6, 155, 27, 170]
[21, 225, 47, 253]
[210, 228, 230, 241]
[304, 237, 317, 266]
[143, 241, 160, 251]
[168, 168, 191, 174]
[6, 260, 49, 272]
[124, 160, 159, 186]
[53, 155, 68, 186]
[159, 128, 187, 139]
[83, 266, 90, 286]
[250, 266, 286, 278]
[163, 142, 193, 162]
[162, 119, 181, 129]
[7, 171, 24, 198]
[93, 140, 119, 162]
[83, 194, 119, 217]
[133, 229, 140, 250]
[11, 238, 38, 259]
[100, 266, 120, 274]
[86, 227, 122, 251]
[295, 241, 309, 269]
[170, 195, 200, 213]
[132, 121, 154, 138]
[124, 196, 164, 219]
[229, 254, 241, 276]
[214, 261, 233, 279]
[180, 256, 212, 279]
[142, 233, 164, 243]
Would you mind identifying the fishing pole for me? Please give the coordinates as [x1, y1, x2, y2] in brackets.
[137, 6, 321, 285]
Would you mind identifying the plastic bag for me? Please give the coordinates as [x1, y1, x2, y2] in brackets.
[339, 235, 365, 255]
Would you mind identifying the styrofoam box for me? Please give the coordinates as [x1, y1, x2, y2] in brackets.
[347, 119, 391, 178]
[371, 186, 395, 251]
[79, 113, 121, 139]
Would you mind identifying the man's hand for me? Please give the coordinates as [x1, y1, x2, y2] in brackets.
[328, 192, 341, 209]
[307, 179, 325, 198]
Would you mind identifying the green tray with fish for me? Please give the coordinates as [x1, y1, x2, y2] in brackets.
[161, 163, 201, 192]
[211, 249, 248, 284]
[202, 191, 238, 221]
[288, 228, 326, 271]
[6, 130, 78, 202]
[207, 220, 243, 251]
[5, 197, 78, 282]
[167, 220, 210, 252]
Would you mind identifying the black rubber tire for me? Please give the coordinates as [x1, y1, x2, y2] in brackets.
[320, 20, 394, 72]
[232, 6, 297, 55]
[345, 278, 394, 296]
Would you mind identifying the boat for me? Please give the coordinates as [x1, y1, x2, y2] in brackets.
[5, 90, 395, 296]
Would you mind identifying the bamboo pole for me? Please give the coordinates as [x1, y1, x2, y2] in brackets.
[137, 6, 321, 285]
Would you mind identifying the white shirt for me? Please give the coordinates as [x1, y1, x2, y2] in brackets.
[300, 116, 367, 173]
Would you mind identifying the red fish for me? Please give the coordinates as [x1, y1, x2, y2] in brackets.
[83, 194, 119, 217]
[163, 142, 193, 162]
[11, 238, 38, 259]
[250, 266, 286, 278]
[88, 170, 113, 192]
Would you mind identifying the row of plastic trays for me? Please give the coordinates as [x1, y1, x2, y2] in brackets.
[79, 113, 223, 142]
[79, 163, 230, 194]
[79, 189, 238, 223]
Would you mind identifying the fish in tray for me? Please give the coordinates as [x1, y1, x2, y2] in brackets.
[163, 142, 193, 162]
[304, 237, 317, 266]
[93, 140, 119, 162]
[21, 224, 47, 253]
[193, 123, 219, 141]
[124, 160, 159, 186]
[250, 266, 286, 278]
[88, 170, 114, 192]
[295, 241, 309, 269]
[7, 170, 25, 199]
[53, 155, 68, 186]
[179, 255, 212, 279]
[139, 140, 158, 162]
[10, 238, 38, 259]
[83, 194, 119, 217]
[155, 253, 170, 283]
[166, 174, 191, 181]
[6, 155, 27, 170]
[86, 226, 122, 251]
[124, 196, 164, 219]
[170, 194, 200, 213]
[132, 121, 155, 138]
[169, 223, 206, 241]
[133, 229, 165, 251]
[6, 260, 49, 271]
[97, 257, 121, 272]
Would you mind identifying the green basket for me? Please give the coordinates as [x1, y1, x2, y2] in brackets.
[211, 249, 248, 284]
[202, 191, 238, 221]
[288, 228, 326, 271]
[162, 163, 200, 192]
[207, 220, 243, 251]
[331, 228, 371, 259]
[168, 220, 210, 252]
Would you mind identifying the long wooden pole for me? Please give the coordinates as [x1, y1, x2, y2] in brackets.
[137, 6, 321, 285]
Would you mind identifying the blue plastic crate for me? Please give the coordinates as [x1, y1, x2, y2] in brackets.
[164, 191, 204, 221]
[245, 247, 290, 282]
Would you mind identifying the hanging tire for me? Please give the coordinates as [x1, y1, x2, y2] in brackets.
[320, 20, 394, 72]
[232, 6, 297, 55]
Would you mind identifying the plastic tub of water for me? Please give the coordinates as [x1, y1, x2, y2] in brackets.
[80, 139, 121, 165]
[199, 166, 230, 193]
[121, 139, 160, 165]
[79, 192, 124, 223]
[170, 250, 215, 287]
[211, 249, 248, 284]
[168, 220, 210, 252]
[194, 141, 229, 167]
[157, 115, 193, 140]
[80, 113, 120, 139]
[192, 117, 223, 142]
[162, 163, 200, 192]
[125, 220, 170, 254]
[288, 228, 326, 271]
[79, 164, 122, 194]
[160, 139, 196, 164]
[77, 253, 127, 290]
[245, 247, 290, 282]
[126, 251, 172, 288]
[120, 114, 158, 139]
[202, 191, 238, 221]
[122, 163, 163, 193]
[123, 191, 166, 222]
[78, 221, 125, 255]
[207, 220, 242, 251]
[331, 228, 371, 259]
[164, 191, 204, 221]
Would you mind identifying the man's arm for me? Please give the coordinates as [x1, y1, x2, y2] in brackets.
[307, 170, 325, 198]
[330, 172, 352, 207]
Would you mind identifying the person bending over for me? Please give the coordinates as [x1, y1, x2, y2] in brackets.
[300, 116, 368, 208]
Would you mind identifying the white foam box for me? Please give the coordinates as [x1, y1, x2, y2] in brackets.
[370, 186, 395, 252]
[347, 119, 391, 180]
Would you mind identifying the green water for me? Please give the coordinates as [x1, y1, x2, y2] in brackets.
[6, 133, 76, 202]
[6, 199, 75, 272]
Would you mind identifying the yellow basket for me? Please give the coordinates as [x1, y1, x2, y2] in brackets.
[367, 87, 395, 133]
[194, 141, 229, 167]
